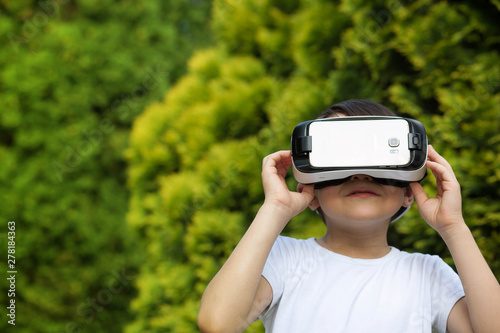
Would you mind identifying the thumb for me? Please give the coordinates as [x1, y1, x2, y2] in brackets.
[297, 183, 315, 204]
[409, 182, 428, 206]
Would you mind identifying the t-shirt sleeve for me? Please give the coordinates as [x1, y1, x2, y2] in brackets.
[260, 236, 296, 318]
[430, 257, 465, 333]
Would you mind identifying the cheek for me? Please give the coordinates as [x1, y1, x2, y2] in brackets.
[385, 187, 407, 206]
[315, 188, 341, 209]
[316, 187, 340, 202]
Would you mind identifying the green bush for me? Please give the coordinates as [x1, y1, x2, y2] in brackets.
[0, 0, 211, 332]
[127, 0, 500, 331]
[128, 0, 500, 331]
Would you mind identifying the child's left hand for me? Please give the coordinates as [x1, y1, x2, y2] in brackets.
[410, 145, 465, 235]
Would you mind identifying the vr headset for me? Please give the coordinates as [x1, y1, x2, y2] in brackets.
[291, 116, 428, 222]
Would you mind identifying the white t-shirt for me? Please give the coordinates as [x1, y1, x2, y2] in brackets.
[261, 236, 464, 333]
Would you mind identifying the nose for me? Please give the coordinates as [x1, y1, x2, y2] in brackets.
[350, 174, 373, 182]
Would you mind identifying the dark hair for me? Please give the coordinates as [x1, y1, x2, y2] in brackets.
[317, 99, 397, 119]
[315, 99, 399, 223]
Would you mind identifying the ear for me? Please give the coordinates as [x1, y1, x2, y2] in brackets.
[402, 186, 414, 207]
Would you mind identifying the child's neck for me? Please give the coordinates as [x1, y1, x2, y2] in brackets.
[317, 224, 391, 259]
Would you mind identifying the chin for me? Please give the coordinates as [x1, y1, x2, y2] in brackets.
[339, 211, 395, 225]
[349, 216, 392, 225]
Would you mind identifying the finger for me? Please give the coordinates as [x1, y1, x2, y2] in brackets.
[427, 145, 455, 175]
[262, 151, 291, 175]
[410, 182, 429, 206]
[426, 159, 448, 179]
[426, 160, 459, 191]
[275, 151, 293, 178]
[263, 150, 290, 161]
[425, 160, 445, 197]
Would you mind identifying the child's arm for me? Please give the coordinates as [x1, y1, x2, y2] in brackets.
[197, 150, 315, 333]
[410, 145, 500, 333]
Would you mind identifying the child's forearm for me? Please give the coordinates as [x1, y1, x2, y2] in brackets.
[440, 220, 500, 333]
[198, 203, 290, 333]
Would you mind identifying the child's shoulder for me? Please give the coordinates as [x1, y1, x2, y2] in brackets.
[275, 235, 311, 245]
[270, 235, 318, 259]
[272, 235, 314, 251]
[391, 248, 453, 272]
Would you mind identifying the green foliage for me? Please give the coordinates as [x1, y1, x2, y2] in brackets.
[3, 0, 494, 331]
[0, 0, 211, 332]
[127, 0, 500, 331]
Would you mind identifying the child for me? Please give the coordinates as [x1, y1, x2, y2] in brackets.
[198, 100, 500, 333]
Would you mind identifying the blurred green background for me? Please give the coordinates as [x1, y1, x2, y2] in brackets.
[1, 0, 499, 332]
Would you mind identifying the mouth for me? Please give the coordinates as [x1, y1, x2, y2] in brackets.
[347, 189, 380, 197]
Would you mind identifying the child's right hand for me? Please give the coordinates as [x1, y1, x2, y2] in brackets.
[261, 150, 315, 220]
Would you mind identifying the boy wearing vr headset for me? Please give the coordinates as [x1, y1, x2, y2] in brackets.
[198, 100, 500, 333]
